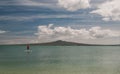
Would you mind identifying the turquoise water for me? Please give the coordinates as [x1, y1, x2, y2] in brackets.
[0, 45, 120, 74]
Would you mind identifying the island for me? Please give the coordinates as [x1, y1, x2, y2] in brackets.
[1, 40, 119, 46]
[28, 40, 120, 46]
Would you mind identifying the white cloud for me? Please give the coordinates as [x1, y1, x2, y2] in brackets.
[91, 0, 120, 21]
[35, 24, 120, 42]
[0, 14, 76, 21]
[18, 0, 50, 6]
[0, 35, 37, 44]
[0, 0, 55, 8]
[0, 30, 6, 34]
[58, 0, 90, 11]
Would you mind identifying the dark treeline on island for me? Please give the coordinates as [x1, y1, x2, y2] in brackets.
[1, 40, 120, 46]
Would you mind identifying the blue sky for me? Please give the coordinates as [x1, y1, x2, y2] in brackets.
[0, 0, 120, 44]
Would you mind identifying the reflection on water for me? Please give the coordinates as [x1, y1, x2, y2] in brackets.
[0, 45, 120, 74]
[25, 50, 32, 55]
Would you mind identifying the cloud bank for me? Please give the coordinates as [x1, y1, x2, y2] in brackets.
[58, 0, 90, 11]
[91, 0, 120, 21]
[0, 30, 6, 34]
[18, 0, 51, 6]
[0, 0, 53, 7]
[35, 24, 120, 42]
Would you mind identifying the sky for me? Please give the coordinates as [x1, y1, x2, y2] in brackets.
[0, 0, 120, 44]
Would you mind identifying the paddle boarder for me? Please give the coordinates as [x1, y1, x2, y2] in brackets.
[27, 44, 30, 50]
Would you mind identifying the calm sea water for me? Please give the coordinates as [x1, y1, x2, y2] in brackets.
[0, 45, 120, 74]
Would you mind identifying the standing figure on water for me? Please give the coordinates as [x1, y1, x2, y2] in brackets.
[27, 44, 30, 50]
[25, 44, 32, 53]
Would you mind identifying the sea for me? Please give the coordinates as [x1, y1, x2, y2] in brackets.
[0, 45, 120, 74]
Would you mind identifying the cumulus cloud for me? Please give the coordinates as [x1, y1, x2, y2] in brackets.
[0, 30, 6, 34]
[58, 0, 90, 11]
[91, 0, 120, 21]
[35, 24, 120, 42]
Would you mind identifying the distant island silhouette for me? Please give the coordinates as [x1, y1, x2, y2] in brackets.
[2, 40, 120, 46]
[28, 40, 120, 46]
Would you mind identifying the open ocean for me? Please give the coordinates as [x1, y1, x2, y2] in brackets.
[0, 45, 120, 74]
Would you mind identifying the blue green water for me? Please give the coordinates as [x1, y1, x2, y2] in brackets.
[0, 45, 120, 74]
